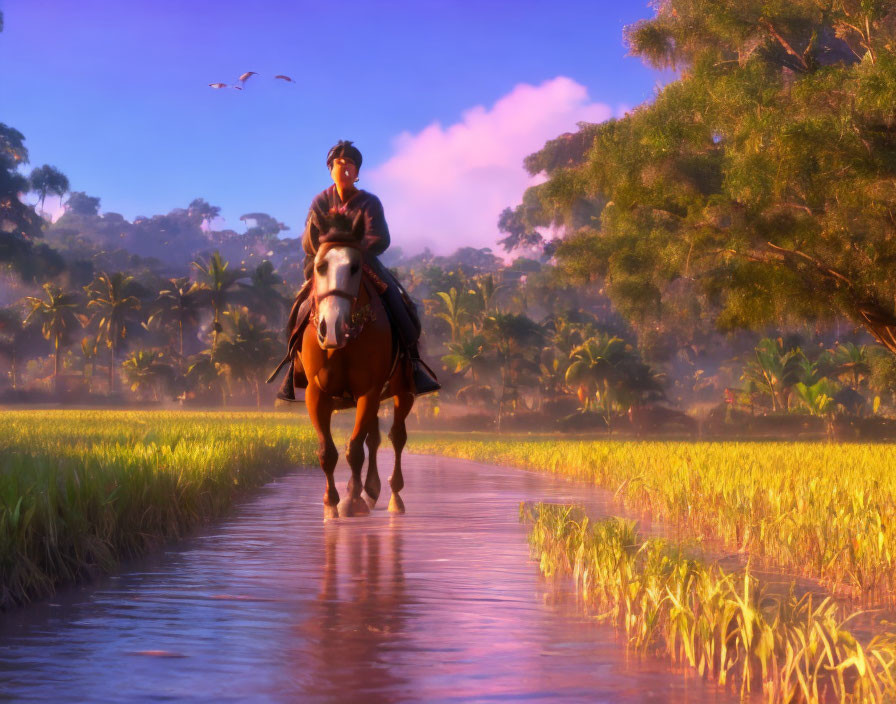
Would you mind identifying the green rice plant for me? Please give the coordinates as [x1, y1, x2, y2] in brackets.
[523, 502, 896, 703]
[0, 410, 317, 609]
[422, 436, 896, 604]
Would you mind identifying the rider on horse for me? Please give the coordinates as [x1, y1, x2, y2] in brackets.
[271, 139, 441, 401]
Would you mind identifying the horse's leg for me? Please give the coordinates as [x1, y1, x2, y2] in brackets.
[362, 416, 381, 509]
[306, 382, 339, 520]
[337, 391, 380, 517]
[388, 391, 414, 514]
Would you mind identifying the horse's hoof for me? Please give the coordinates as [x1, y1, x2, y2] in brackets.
[337, 496, 370, 517]
[388, 493, 405, 514]
[362, 491, 378, 510]
[351, 496, 371, 516]
[323, 504, 339, 521]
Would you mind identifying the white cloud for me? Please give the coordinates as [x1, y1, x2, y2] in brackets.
[366, 77, 616, 255]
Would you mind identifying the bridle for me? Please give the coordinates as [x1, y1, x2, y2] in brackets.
[311, 240, 376, 342]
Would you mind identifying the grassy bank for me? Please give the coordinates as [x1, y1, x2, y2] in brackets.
[524, 503, 896, 703]
[0, 410, 317, 609]
[410, 435, 896, 603]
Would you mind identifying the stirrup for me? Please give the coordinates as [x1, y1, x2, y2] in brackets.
[411, 357, 441, 396]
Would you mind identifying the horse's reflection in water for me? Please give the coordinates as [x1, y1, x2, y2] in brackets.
[297, 521, 409, 702]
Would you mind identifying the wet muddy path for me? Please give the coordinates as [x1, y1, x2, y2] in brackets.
[0, 454, 737, 703]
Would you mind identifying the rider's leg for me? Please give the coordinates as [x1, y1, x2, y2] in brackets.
[379, 284, 440, 395]
[277, 285, 313, 401]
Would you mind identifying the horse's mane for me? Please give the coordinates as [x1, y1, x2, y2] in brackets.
[317, 210, 364, 246]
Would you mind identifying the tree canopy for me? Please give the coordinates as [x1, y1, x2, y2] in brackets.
[510, 0, 896, 354]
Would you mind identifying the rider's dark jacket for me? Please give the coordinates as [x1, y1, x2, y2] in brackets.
[298, 184, 420, 346]
[301, 185, 390, 280]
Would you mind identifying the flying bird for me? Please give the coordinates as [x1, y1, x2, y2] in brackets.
[274, 74, 295, 83]
[209, 83, 228, 89]
[238, 71, 259, 84]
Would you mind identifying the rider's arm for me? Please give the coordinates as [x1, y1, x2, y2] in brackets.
[363, 195, 391, 256]
[301, 208, 318, 258]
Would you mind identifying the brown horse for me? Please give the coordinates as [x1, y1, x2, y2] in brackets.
[297, 211, 414, 519]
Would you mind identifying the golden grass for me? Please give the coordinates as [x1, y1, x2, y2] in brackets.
[0, 409, 316, 609]
[525, 502, 896, 703]
[411, 436, 896, 604]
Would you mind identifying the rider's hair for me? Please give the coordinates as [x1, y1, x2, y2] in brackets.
[326, 140, 363, 170]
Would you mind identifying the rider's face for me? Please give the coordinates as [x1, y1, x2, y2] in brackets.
[330, 156, 357, 190]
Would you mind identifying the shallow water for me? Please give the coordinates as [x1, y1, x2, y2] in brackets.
[0, 453, 737, 703]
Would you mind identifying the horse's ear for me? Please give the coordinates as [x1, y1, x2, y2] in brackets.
[351, 211, 365, 241]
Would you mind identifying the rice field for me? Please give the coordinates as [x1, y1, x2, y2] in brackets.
[0, 409, 317, 609]
[524, 502, 896, 703]
[410, 436, 896, 604]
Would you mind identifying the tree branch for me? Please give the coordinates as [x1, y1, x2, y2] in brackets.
[763, 242, 853, 285]
[759, 18, 809, 71]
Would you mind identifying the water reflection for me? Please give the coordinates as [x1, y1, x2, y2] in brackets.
[0, 454, 736, 703]
[294, 521, 410, 703]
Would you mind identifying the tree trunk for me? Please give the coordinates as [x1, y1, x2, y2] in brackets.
[179, 319, 184, 358]
[855, 307, 896, 357]
[254, 378, 261, 409]
[54, 336, 61, 394]
[11, 350, 17, 390]
[109, 345, 116, 393]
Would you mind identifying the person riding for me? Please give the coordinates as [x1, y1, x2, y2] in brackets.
[273, 139, 440, 401]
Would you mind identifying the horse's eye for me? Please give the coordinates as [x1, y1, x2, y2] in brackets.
[316, 261, 328, 274]
[350, 263, 360, 275]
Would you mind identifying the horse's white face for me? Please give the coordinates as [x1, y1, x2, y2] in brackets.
[313, 245, 363, 349]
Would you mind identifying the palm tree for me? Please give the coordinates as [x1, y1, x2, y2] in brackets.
[23, 283, 82, 393]
[237, 260, 290, 329]
[122, 349, 176, 401]
[215, 306, 280, 407]
[29, 164, 69, 217]
[191, 252, 248, 351]
[84, 272, 142, 393]
[185, 350, 226, 405]
[563, 333, 663, 429]
[146, 277, 205, 358]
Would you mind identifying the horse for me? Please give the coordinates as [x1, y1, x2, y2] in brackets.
[297, 210, 415, 520]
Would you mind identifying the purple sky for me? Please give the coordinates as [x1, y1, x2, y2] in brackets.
[1, 0, 669, 254]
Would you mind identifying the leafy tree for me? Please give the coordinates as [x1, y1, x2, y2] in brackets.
[482, 312, 544, 429]
[29, 164, 69, 216]
[433, 287, 475, 342]
[122, 349, 176, 401]
[214, 306, 280, 407]
[184, 350, 227, 405]
[793, 378, 841, 435]
[0, 303, 41, 389]
[517, 1, 896, 356]
[23, 283, 82, 392]
[829, 342, 870, 389]
[740, 337, 804, 412]
[0, 124, 64, 281]
[188, 198, 221, 229]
